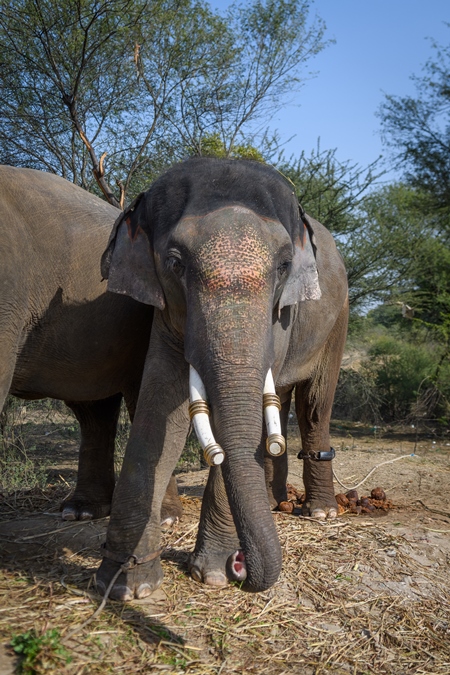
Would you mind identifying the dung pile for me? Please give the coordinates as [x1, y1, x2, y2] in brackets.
[278, 485, 395, 516]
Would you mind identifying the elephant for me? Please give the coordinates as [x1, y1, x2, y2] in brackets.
[0, 165, 182, 524]
[96, 157, 348, 601]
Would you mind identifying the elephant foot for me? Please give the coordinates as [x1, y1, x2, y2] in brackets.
[301, 460, 338, 520]
[61, 495, 111, 521]
[95, 557, 163, 601]
[188, 550, 228, 587]
[301, 497, 338, 520]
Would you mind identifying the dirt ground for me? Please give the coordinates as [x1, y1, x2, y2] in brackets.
[0, 410, 449, 674]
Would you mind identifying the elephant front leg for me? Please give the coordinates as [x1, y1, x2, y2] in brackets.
[95, 343, 190, 601]
[61, 394, 122, 520]
[189, 466, 242, 587]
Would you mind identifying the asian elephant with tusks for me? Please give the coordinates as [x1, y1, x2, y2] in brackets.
[98, 157, 348, 600]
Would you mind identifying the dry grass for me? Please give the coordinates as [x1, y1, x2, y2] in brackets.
[1, 403, 449, 673]
[1, 491, 449, 674]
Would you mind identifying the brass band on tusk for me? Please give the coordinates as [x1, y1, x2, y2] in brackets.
[266, 433, 286, 456]
[203, 443, 225, 466]
[189, 365, 225, 466]
[263, 393, 282, 411]
[188, 399, 210, 419]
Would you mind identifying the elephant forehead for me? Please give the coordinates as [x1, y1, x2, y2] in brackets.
[194, 225, 272, 294]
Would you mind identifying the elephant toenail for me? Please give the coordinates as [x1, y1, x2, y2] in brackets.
[311, 509, 327, 520]
[160, 516, 178, 530]
[61, 509, 76, 521]
[79, 511, 93, 520]
[327, 508, 337, 519]
[136, 583, 154, 599]
[204, 572, 227, 587]
[109, 585, 134, 602]
[190, 567, 203, 583]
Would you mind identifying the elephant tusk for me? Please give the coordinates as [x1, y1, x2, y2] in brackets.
[263, 370, 286, 456]
[189, 366, 225, 466]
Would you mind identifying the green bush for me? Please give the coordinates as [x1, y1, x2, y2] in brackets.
[332, 368, 381, 423]
[0, 398, 50, 492]
[361, 336, 446, 423]
[11, 629, 72, 674]
[334, 329, 450, 426]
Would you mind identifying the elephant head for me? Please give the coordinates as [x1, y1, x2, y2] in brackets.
[101, 158, 321, 592]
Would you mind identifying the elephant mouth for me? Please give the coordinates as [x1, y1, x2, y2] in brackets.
[188, 366, 286, 466]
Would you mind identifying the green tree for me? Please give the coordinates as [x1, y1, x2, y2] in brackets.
[279, 146, 385, 308]
[378, 26, 450, 214]
[0, 0, 231, 205]
[185, 0, 328, 156]
[344, 184, 428, 308]
[0, 0, 328, 205]
[188, 132, 264, 161]
[377, 31, 450, 361]
[280, 145, 381, 236]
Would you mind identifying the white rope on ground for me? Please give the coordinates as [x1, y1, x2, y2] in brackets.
[332, 453, 417, 491]
[62, 565, 124, 644]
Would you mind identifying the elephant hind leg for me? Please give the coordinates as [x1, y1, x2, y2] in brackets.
[61, 393, 122, 520]
[161, 473, 183, 528]
[295, 299, 348, 520]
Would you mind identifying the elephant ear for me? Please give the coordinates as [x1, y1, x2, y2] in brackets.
[279, 212, 321, 310]
[101, 193, 165, 309]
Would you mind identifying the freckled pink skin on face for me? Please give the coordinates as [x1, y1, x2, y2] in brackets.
[182, 207, 276, 367]
[196, 226, 271, 297]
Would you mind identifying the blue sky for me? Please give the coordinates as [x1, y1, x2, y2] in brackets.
[214, 0, 450, 176]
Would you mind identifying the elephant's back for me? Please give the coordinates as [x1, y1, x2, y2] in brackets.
[0, 165, 120, 300]
[0, 165, 119, 237]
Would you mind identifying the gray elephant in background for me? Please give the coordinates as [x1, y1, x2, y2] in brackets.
[0, 165, 181, 524]
[97, 157, 348, 601]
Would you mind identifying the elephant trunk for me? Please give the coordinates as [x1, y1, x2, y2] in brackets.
[184, 235, 282, 590]
[205, 367, 283, 592]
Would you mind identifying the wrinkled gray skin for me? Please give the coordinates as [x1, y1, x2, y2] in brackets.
[97, 158, 348, 601]
[0, 165, 182, 525]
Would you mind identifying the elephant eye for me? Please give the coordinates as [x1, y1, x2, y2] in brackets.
[277, 260, 291, 279]
[166, 250, 185, 277]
